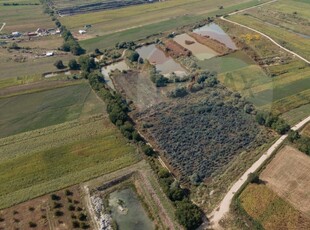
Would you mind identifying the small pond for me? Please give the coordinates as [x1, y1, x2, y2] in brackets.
[136, 44, 187, 77]
[173, 33, 219, 60]
[101, 60, 129, 90]
[108, 188, 154, 230]
[193, 23, 237, 50]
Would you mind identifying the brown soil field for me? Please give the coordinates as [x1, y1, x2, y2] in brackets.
[112, 70, 170, 111]
[188, 32, 233, 55]
[0, 185, 92, 230]
[261, 145, 310, 217]
[163, 39, 191, 58]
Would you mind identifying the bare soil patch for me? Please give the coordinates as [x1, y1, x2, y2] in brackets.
[0, 186, 92, 230]
[261, 145, 310, 216]
[163, 39, 191, 58]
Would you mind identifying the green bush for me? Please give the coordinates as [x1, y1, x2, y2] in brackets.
[175, 200, 202, 230]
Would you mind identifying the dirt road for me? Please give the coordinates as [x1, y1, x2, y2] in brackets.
[220, 0, 310, 64]
[0, 23, 6, 32]
[209, 116, 310, 229]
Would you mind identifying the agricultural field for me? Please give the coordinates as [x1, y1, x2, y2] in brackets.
[301, 122, 310, 137]
[260, 145, 310, 216]
[51, 0, 158, 15]
[0, 2, 53, 33]
[0, 112, 140, 209]
[215, 18, 310, 119]
[0, 186, 92, 230]
[238, 183, 310, 230]
[228, 0, 310, 60]
[70, 0, 269, 50]
[0, 83, 103, 137]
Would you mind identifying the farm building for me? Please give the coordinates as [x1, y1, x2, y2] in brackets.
[79, 30, 86, 34]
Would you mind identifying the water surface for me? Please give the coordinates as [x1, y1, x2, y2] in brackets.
[136, 44, 187, 76]
[193, 23, 237, 49]
[108, 188, 154, 230]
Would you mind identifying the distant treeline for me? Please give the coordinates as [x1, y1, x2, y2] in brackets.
[3, 3, 39, 6]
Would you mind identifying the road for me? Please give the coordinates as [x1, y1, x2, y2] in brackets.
[0, 23, 6, 32]
[209, 116, 310, 229]
[220, 0, 310, 64]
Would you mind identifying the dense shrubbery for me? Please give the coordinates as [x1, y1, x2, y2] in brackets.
[288, 130, 310, 155]
[167, 87, 188, 98]
[138, 89, 267, 181]
[61, 27, 85, 55]
[148, 158, 203, 229]
[256, 112, 290, 134]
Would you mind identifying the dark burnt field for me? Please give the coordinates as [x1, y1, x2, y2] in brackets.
[55, 0, 158, 15]
[135, 87, 269, 182]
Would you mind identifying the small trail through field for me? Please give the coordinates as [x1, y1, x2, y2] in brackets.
[220, 0, 310, 64]
[209, 116, 310, 229]
[0, 23, 6, 32]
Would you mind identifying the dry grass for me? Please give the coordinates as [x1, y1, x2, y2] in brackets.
[240, 183, 310, 230]
[260, 145, 310, 216]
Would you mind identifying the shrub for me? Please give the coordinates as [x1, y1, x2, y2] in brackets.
[72, 220, 80, 228]
[28, 207, 35, 211]
[54, 210, 64, 217]
[78, 213, 87, 221]
[142, 145, 155, 156]
[175, 200, 202, 230]
[51, 194, 61, 201]
[54, 60, 65, 69]
[53, 202, 63, 209]
[29, 222, 37, 228]
[128, 51, 140, 62]
[68, 205, 75, 211]
[68, 59, 79, 70]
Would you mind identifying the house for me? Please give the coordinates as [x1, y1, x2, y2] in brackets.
[27, 32, 37, 37]
[46, 51, 54, 57]
[12, 32, 21, 37]
[79, 30, 86, 34]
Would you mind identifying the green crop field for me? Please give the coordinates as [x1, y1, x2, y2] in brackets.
[239, 184, 310, 230]
[76, 0, 268, 51]
[0, 83, 104, 138]
[0, 114, 140, 209]
[218, 63, 310, 117]
[0, 3, 53, 33]
[199, 51, 254, 74]
[280, 104, 310, 125]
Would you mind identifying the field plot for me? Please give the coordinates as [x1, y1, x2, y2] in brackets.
[239, 184, 310, 230]
[228, 0, 310, 60]
[51, 0, 157, 15]
[280, 104, 310, 125]
[135, 89, 269, 182]
[0, 48, 75, 79]
[0, 3, 53, 33]
[216, 18, 310, 117]
[74, 0, 268, 51]
[0, 112, 140, 209]
[0, 185, 92, 230]
[0, 83, 103, 138]
[260, 145, 310, 216]
[113, 70, 169, 110]
[301, 123, 310, 137]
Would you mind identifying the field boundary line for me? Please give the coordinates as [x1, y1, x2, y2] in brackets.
[220, 0, 310, 64]
[0, 23, 5, 32]
[209, 115, 310, 229]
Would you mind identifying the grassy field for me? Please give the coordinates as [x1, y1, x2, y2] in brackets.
[0, 3, 53, 33]
[0, 83, 104, 138]
[239, 183, 310, 230]
[280, 104, 310, 125]
[197, 51, 254, 73]
[260, 145, 310, 216]
[78, 0, 268, 51]
[0, 48, 75, 79]
[301, 123, 310, 137]
[229, 1, 310, 60]
[0, 114, 140, 209]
